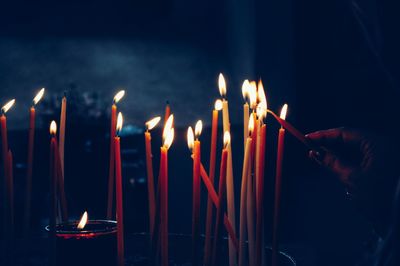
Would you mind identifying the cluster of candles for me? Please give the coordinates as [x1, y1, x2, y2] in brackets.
[0, 73, 313, 266]
[144, 74, 312, 266]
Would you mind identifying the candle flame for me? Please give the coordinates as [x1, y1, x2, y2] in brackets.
[113, 90, 125, 104]
[50, 121, 57, 135]
[218, 73, 226, 98]
[33, 88, 45, 106]
[214, 99, 223, 111]
[195, 120, 202, 138]
[249, 81, 257, 109]
[257, 80, 267, 106]
[2, 99, 15, 114]
[187, 126, 194, 151]
[280, 104, 288, 120]
[77, 211, 88, 229]
[146, 116, 161, 131]
[116, 112, 123, 134]
[223, 131, 231, 148]
[248, 114, 254, 135]
[256, 103, 267, 120]
[163, 114, 174, 142]
[163, 128, 174, 150]
[241, 80, 250, 102]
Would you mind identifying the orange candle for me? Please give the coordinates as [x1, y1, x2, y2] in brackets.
[204, 100, 222, 265]
[115, 112, 125, 266]
[211, 131, 230, 266]
[242, 80, 250, 148]
[24, 88, 45, 232]
[144, 116, 161, 242]
[272, 104, 288, 266]
[107, 90, 125, 219]
[160, 114, 174, 266]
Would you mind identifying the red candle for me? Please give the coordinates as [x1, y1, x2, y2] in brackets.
[272, 104, 288, 266]
[192, 121, 202, 265]
[107, 90, 125, 219]
[211, 131, 229, 266]
[159, 117, 174, 266]
[24, 88, 45, 232]
[204, 100, 222, 265]
[144, 117, 161, 243]
[7, 149, 14, 241]
[49, 121, 58, 263]
[1, 99, 15, 245]
[115, 112, 125, 266]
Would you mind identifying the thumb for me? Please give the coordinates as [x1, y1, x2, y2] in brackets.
[309, 150, 356, 185]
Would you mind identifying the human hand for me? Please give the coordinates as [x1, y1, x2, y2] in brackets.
[306, 127, 399, 235]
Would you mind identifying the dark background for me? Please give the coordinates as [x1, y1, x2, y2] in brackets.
[0, 0, 399, 265]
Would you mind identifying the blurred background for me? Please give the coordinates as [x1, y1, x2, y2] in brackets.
[0, 0, 399, 265]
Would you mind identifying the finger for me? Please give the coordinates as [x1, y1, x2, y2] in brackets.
[309, 149, 355, 185]
[306, 128, 363, 148]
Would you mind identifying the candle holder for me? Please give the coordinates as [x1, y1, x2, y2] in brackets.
[46, 220, 117, 266]
[125, 233, 296, 266]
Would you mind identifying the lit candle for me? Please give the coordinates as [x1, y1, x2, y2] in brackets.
[144, 116, 161, 244]
[115, 112, 125, 266]
[242, 80, 250, 148]
[187, 121, 202, 265]
[1, 99, 15, 246]
[255, 83, 267, 266]
[272, 104, 288, 266]
[50, 211, 118, 266]
[7, 149, 14, 243]
[239, 116, 254, 266]
[159, 115, 174, 266]
[24, 88, 45, 233]
[107, 90, 125, 219]
[218, 73, 236, 266]
[49, 121, 58, 261]
[204, 99, 222, 265]
[211, 131, 230, 266]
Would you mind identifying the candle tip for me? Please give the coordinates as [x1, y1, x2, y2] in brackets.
[116, 112, 123, 135]
[2, 99, 16, 114]
[187, 127, 194, 151]
[223, 131, 231, 148]
[280, 104, 288, 120]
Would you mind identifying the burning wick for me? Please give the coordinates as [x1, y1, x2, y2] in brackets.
[113, 90, 125, 104]
[77, 211, 88, 230]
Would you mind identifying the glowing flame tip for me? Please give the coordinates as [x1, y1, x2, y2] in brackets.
[2, 99, 15, 114]
[214, 99, 223, 111]
[116, 112, 123, 134]
[187, 127, 194, 151]
[218, 73, 226, 97]
[77, 211, 88, 229]
[195, 120, 202, 138]
[113, 90, 125, 104]
[280, 104, 288, 120]
[223, 131, 231, 148]
[33, 88, 45, 106]
[50, 121, 57, 135]
[146, 116, 161, 131]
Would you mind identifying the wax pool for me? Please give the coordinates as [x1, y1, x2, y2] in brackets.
[47, 220, 117, 266]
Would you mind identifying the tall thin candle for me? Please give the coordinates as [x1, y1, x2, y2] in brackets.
[218, 73, 237, 266]
[242, 80, 250, 148]
[192, 121, 202, 265]
[115, 112, 125, 266]
[159, 115, 174, 266]
[144, 116, 161, 244]
[211, 131, 230, 266]
[1, 99, 15, 246]
[204, 100, 222, 265]
[107, 90, 125, 219]
[49, 121, 58, 265]
[59, 93, 66, 179]
[272, 104, 288, 266]
[239, 116, 254, 266]
[24, 88, 45, 233]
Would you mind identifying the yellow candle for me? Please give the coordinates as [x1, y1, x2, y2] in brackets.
[239, 117, 254, 266]
[218, 73, 237, 266]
